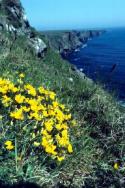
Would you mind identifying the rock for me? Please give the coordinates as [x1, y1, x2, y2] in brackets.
[28, 37, 47, 57]
[0, 0, 47, 57]
[44, 30, 105, 55]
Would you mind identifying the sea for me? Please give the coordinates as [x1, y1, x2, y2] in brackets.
[63, 28, 125, 104]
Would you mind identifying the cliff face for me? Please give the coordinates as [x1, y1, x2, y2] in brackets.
[0, 0, 47, 57]
[44, 30, 104, 55]
[0, 0, 28, 30]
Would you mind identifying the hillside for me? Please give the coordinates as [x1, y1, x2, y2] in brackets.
[0, 1, 125, 188]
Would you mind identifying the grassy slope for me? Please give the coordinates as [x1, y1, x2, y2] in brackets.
[0, 31, 125, 187]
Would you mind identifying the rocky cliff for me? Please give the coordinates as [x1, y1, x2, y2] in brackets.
[0, 0, 47, 57]
[43, 30, 105, 55]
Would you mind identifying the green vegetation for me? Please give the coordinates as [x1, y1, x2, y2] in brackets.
[0, 31, 125, 187]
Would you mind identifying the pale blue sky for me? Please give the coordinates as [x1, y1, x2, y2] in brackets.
[21, 0, 125, 30]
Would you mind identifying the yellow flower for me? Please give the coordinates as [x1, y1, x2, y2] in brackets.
[51, 145, 57, 155]
[45, 145, 57, 154]
[42, 110, 48, 117]
[4, 140, 14, 150]
[61, 124, 68, 130]
[44, 120, 53, 132]
[19, 73, 25, 78]
[22, 106, 30, 112]
[65, 114, 72, 120]
[6, 144, 14, 150]
[49, 91, 56, 100]
[52, 101, 59, 108]
[28, 99, 38, 106]
[41, 137, 48, 147]
[41, 129, 48, 136]
[37, 96, 44, 102]
[68, 144, 73, 153]
[24, 84, 36, 96]
[56, 124, 62, 131]
[5, 140, 12, 145]
[15, 94, 25, 104]
[38, 86, 46, 94]
[0, 85, 9, 94]
[62, 130, 68, 138]
[29, 112, 42, 121]
[9, 83, 19, 93]
[114, 162, 119, 170]
[57, 156, 65, 162]
[59, 104, 65, 110]
[10, 109, 24, 120]
[48, 109, 55, 116]
[30, 104, 38, 111]
[56, 133, 69, 147]
[2, 95, 12, 107]
[45, 146, 52, 154]
[56, 109, 64, 122]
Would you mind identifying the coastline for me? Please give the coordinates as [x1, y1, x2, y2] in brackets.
[42, 30, 105, 55]
[42, 29, 105, 86]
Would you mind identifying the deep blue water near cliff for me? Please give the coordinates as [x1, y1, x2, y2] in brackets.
[64, 28, 125, 103]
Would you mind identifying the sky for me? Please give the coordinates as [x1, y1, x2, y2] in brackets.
[21, 0, 125, 30]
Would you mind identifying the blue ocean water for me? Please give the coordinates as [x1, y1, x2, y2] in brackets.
[64, 28, 125, 102]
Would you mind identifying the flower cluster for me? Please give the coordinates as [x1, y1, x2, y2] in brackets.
[4, 140, 14, 150]
[0, 74, 76, 161]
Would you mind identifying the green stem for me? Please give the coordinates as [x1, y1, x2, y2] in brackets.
[15, 137, 18, 173]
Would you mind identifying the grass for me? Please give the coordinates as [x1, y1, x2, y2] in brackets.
[0, 31, 125, 187]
